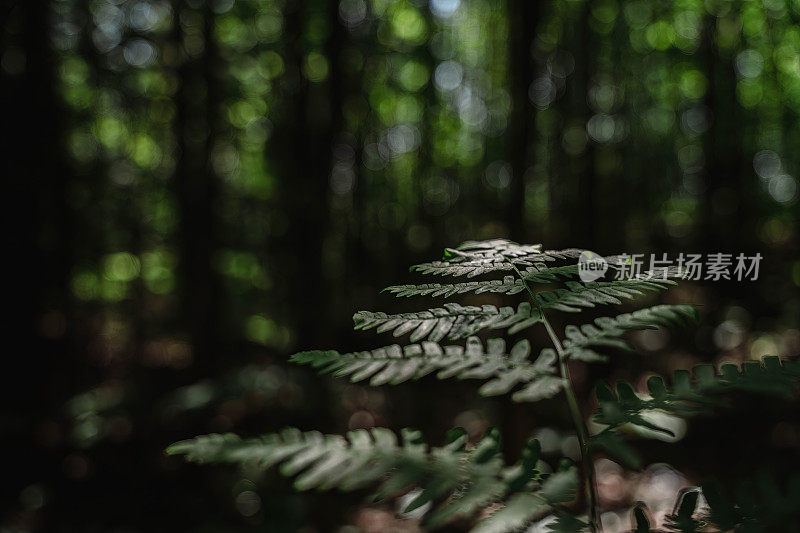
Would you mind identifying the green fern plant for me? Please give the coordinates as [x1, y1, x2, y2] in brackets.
[167, 240, 800, 532]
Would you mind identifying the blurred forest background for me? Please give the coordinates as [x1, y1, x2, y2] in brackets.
[3, 0, 800, 530]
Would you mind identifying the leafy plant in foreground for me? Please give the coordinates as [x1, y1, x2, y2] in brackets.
[167, 240, 800, 532]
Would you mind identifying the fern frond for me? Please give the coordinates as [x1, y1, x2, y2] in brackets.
[353, 302, 542, 342]
[167, 426, 576, 529]
[450, 239, 541, 256]
[450, 241, 583, 262]
[387, 269, 681, 302]
[543, 510, 590, 532]
[519, 256, 649, 283]
[383, 269, 581, 297]
[630, 490, 705, 533]
[698, 475, 800, 532]
[384, 276, 527, 297]
[593, 356, 800, 434]
[562, 305, 698, 362]
[290, 337, 563, 402]
[471, 470, 582, 532]
[412, 249, 584, 278]
[520, 263, 582, 282]
[589, 430, 643, 469]
[471, 493, 550, 533]
[535, 278, 678, 313]
[663, 488, 703, 532]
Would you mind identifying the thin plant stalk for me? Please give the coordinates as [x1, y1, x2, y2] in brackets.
[541, 307, 600, 532]
[505, 258, 600, 532]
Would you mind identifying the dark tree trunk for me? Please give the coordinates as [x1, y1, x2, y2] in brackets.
[173, 1, 221, 372]
[2, 0, 73, 520]
[576, 2, 596, 250]
[507, 0, 538, 243]
[272, 0, 334, 347]
[701, 14, 744, 254]
[559, 1, 597, 250]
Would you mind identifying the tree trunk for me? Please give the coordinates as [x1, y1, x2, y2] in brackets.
[271, 0, 335, 347]
[2, 0, 73, 519]
[507, 0, 538, 242]
[173, 0, 221, 372]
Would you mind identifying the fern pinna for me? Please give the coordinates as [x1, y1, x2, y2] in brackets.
[167, 240, 800, 532]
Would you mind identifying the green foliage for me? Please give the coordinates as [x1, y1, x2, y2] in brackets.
[384, 272, 679, 305]
[630, 491, 705, 533]
[562, 304, 698, 362]
[700, 475, 800, 532]
[471, 493, 550, 533]
[545, 511, 590, 532]
[664, 488, 703, 532]
[409, 240, 582, 278]
[169, 240, 800, 531]
[168, 426, 578, 529]
[290, 337, 563, 402]
[533, 278, 679, 313]
[589, 430, 643, 470]
[353, 302, 542, 342]
[384, 276, 531, 297]
[629, 477, 800, 533]
[594, 356, 800, 437]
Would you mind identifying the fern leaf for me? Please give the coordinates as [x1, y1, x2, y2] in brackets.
[535, 278, 679, 313]
[387, 268, 680, 302]
[697, 475, 800, 532]
[474, 469, 584, 532]
[450, 239, 540, 255]
[412, 247, 584, 278]
[353, 302, 542, 342]
[447, 240, 583, 263]
[290, 337, 563, 402]
[664, 488, 703, 532]
[544, 511, 589, 532]
[589, 430, 643, 469]
[521, 263, 582, 282]
[384, 276, 527, 298]
[168, 427, 560, 529]
[562, 305, 698, 361]
[539, 467, 580, 504]
[594, 356, 800, 433]
[471, 463, 579, 532]
[411, 240, 655, 282]
[471, 493, 549, 533]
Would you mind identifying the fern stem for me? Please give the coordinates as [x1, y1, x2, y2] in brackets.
[541, 309, 600, 532]
[504, 258, 600, 532]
